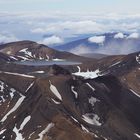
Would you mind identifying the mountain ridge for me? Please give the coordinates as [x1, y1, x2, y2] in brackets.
[0, 40, 95, 62]
[54, 32, 140, 55]
[0, 41, 140, 140]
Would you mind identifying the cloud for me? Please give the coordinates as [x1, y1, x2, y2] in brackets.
[1, 12, 140, 35]
[31, 20, 105, 35]
[114, 32, 124, 39]
[69, 32, 140, 55]
[29, 13, 140, 40]
[70, 45, 91, 55]
[38, 35, 64, 45]
[0, 11, 140, 55]
[0, 34, 18, 44]
[28, 12, 140, 36]
[127, 32, 139, 39]
[94, 38, 139, 55]
[31, 28, 45, 34]
[88, 36, 105, 44]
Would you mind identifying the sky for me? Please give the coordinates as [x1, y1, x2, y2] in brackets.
[0, 0, 140, 13]
[0, 0, 140, 54]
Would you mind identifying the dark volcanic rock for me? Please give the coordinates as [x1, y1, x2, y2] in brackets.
[48, 64, 71, 76]
[0, 52, 12, 62]
[0, 66, 140, 140]
[0, 41, 140, 140]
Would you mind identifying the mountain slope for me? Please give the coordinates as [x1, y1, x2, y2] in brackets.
[54, 32, 140, 55]
[0, 65, 140, 140]
[79, 53, 108, 59]
[0, 41, 95, 62]
[0, 41, 140, 140]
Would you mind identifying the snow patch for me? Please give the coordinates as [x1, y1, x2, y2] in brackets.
[0, 81, 16, 100]
[0, 71, 35, 78]
[25, 82, 34, 92]
[109, 61, 121, 67]
[10, 56, 18, 60]
[9, 88, 16, 99]
[49, 80, 62, 101]
[0, 81, 4, 92]
[71, 116, 79, 123]
[130, 89, 140, 98]
[82, 113, 101, 126]
[33, 71, 45, 74]
[135, 133, 140, 139]
[81, 125, 89, 133]
[81, 124, 98, 138]
[86, 83, 95, 91]
[0, 96, 5, 102]
[17, 55, 30, 61]
[39, 56, 44, 60]
[89, 97, 99, 106]
[77, 66, 81, 72]
[36, 123, 54, 140]
[51, 98, 61, 104]
[136, 54, 140, 64]
[0, 129, 6, 135]
[73, 69, 100, 79]
[20, 116, 31, 130]
[19, 48, 33, 58]
[1, 94, 25, 122]
[28, 131, 35, 139]
[52, 58, 65, 61]
[71, 86, 78, 98]
[46, 54, 50, 60]
[13, 125, 24, 140]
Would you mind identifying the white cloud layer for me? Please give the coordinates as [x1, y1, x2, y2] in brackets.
[127, 32, 139, 39]
[88, 36, 105, 44]
[114, 32, 124, 39]
[0, 12, 140, 54]
[38, 35, 63, 45]
[31, 20, 105, 35]
[70, 45, 91, 55]
[94, 41, 138, 55]
[0, 34, 18, 44]
[1, 12, 140, 38]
